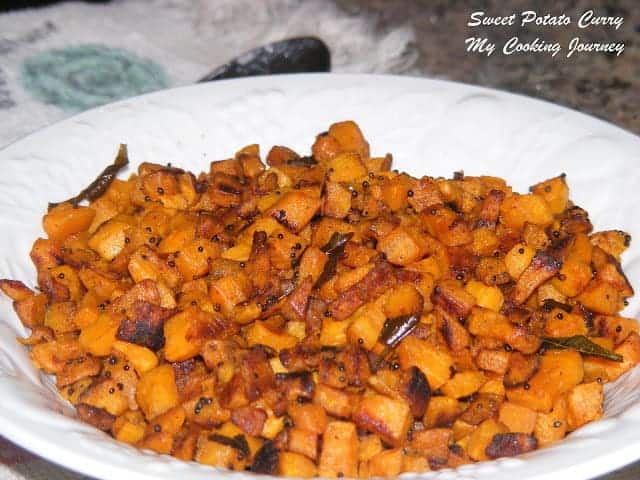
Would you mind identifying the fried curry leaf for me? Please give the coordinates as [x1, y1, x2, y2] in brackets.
[48, 144, 129, 211]
[378, 314, 419, 349]
[314, 232, 354, 288]
[542, 336, 623, 362]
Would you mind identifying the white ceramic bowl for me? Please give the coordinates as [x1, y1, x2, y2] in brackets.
[1, 74, 639, 480]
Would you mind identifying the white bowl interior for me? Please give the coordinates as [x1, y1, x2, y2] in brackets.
[0, 74, 639, 480]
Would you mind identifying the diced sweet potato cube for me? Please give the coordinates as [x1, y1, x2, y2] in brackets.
[79, 313, 121, 356]
[347, 302, 387, 350]
[402, 454, 431, 473]
[476, 349, 510, 374]
[314, 384, 354, 418]
[500, 194, 552, 230]
[465, 279, 503, 312]
[432, 280, 476, 320]
[312, 133, 341, 164]
[407, 177, 442, 213]
[195, 434, 247, 470]
[116, 301, 173, 351]
[485, 432, 537, 459]
[498, 402, 537, 434]
[175, 238, 220, 281]
[112, 340, 158, 374]
[136, 364, 179, 419]
[452, 419, 476, 441]
[209, 275, 250, 313]
[323, 182, 352, 219]
[44, 203, 95, 242]
[334, 264, 373, 294]
[55, 353, 101, 387]
[29, 339, 82, 374]
[459, 394, 502, 426]
[471, 228, 499, 256]
[138, 432, 173, 454]
[44, 301, 77, 334]
[163, 309, 212, 362]
[534, 396, 567, 446]
[358, 435, 383, 461]
[466, 418, 508, 461]
[268, 191, 322, 233]
[468, 307, 541, 354]
[328, 260, 396, 320]
[420, 204, 472, 246]
[246, 321, 298, 352]
[146, 405, 186, 437]
[543, 309, 588, 338]
[507, 350, 583, 413]
[439, 309, 471, 351]
[318, 421, 358, 478]
[398, 336, 453, 390]
[328, 120, 370, 159]
[265, 145, 298, 166]
[479, 379, 505, 397]
[530, 175, 569, 215]
[512, 252, 560, 305]
[383, 283, 424, 318]
[79, 379, 129, 416]
[596, 332, 640, 381]
[364, 154, 392, 173]
[368, 448, 403, 477]
[597, 315, 640, 345]
[381, 174, 414, 212]
[424, 396, 464, 428]
[88, 220, 130, 261]
[279, 451, 318, 478]
[216, 421, 262, 459]
[590, 230, 630, 261]
[408, 428, 452, 463]
[287, 428, 318, 460]
[288, 403, 327, 435]
[551, 258, 592, 297]
[504, 243, 536, 280]
[231, 406, 267, 437]
[566, 382, 603, 431]
[298, 247, 328, 284]
[327, 152, 367, 183]
[113, 412, 146, 444]
[377, 226, 424, 266]
[441, 371, 486, 399]
[577, 280, 625, 315]
[353, 394, 411, 447]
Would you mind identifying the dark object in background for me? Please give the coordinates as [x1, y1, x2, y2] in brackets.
[199, 37, 331, 82]
[0, 0, 108, 12]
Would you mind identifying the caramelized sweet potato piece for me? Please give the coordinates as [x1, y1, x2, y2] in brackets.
[318, 421, 358, 478]
[76, 403, 115, 431]
[485, 432, 537, 459]
[116, 301, 175, 350]
[328, 260, 396, 320]
[512, 252, 561, 305]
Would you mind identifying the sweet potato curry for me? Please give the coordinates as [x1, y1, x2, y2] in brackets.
[2, 121, 639, 477]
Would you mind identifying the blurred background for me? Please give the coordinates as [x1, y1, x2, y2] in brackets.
[0, 0, 638, 478]
[0, 0, 637, 148]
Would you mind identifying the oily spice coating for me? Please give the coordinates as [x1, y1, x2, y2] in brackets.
[2, 121, 640, 478]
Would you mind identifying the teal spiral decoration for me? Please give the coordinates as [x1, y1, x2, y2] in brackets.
[22, 45, 169, 112]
